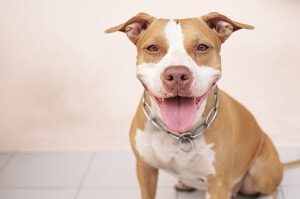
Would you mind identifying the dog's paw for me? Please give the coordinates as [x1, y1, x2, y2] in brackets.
[174, 181, 196, 192]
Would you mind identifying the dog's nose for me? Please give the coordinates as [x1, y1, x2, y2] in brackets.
[162, 66, 193, 93]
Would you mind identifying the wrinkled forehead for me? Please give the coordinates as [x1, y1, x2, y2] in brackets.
[136, 17, 221, 51]
[136, 19, 169, 48]
[179, 18, 221, 47]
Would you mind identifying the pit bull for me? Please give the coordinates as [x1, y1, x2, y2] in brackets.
[105, 12, 283, 199]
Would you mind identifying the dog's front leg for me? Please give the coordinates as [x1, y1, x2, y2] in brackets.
[206, 177, 231, 199]
[136, 159, 158, 199]
[206, 186, 231, 199]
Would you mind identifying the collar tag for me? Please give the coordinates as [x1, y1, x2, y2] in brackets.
[179, 133, 194, 152]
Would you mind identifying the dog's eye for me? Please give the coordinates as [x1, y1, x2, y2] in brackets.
[197, 44, 209, 52]
[146, 44, 159, 52]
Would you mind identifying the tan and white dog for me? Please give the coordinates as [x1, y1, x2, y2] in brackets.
[105, 12, 284, 199]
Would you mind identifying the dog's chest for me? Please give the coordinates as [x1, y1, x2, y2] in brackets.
[135, 122, 216, 188]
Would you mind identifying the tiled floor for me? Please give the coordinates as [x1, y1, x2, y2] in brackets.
[0, 150, 298, 199]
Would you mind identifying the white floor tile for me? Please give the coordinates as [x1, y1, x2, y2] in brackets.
[0, 189, 76, 199]
[77, 188, 176, 199]
[277, 146, 300, 163]
[0, 151, 296, 199]
[0, 152, 92, 187]
[282, 186, 300, 199]
[178, 190, 205, 199]
[83, 150, 179, 189]
[282, 167, 300, 186]
[82, 151, 138, 188]
[0, 153, 12, 169]
[156, 188, 177, 199]
[77, 188, 139, 199]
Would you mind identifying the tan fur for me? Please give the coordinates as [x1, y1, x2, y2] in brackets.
[202, 12, 254, 43]
[129, 98, 159, 199]
[180, 18, 222, 69]
[135, 19, 169, 65]
[107, 12, 285, 199]
[130, 90, 283, 199]
[203, 91, 282, 198]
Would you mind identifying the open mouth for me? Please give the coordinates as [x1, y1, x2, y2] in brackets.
[151, 90, 211, 133]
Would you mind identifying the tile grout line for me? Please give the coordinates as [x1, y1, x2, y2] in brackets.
[0, 186, 79, 190]
[0, 186, 141, 189]
[280, 185, 286, 199]
[175, 190, 179, 199]
[0, 152, 16, 174]
[73, 152, 96, 199]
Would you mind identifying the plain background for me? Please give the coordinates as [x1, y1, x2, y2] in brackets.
[0, 0, 299, 151]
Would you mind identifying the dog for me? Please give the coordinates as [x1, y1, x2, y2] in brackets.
[105, 12, 284, 199]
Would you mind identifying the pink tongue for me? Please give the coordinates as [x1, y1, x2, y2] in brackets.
[160, 97, 196, 133]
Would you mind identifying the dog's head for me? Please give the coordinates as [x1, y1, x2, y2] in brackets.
[106, 12, 253, 133]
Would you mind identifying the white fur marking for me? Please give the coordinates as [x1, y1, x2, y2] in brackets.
[205, 192, 211, 199]
[135, 121, 216, 189]
[135, 19, 220, 192]
[137, 20, 221, 127]
[137, 20, 221, 98]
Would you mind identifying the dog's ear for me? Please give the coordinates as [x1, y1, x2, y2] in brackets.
[105, 13, 155, 44]
[202, 12, 254, 43]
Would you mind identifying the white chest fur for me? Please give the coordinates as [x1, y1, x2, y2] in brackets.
[135, 121, 216, 189]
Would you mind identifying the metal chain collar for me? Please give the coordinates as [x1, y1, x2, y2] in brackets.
[142, 87, 219, 152]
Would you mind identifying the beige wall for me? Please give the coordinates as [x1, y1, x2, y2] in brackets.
[0, 0, 299, 151]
